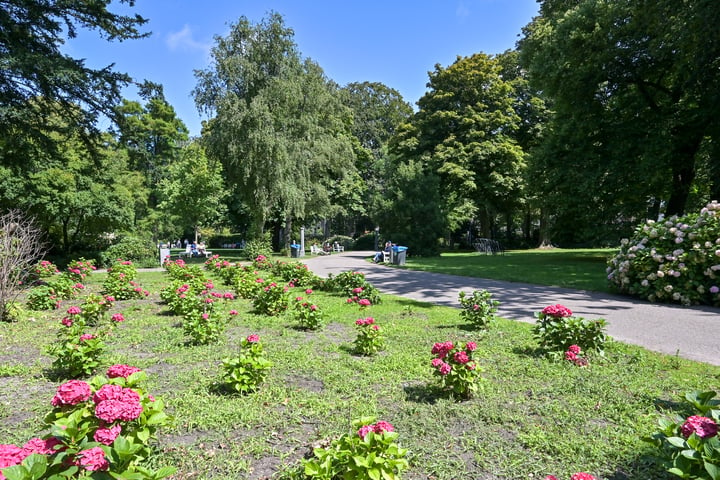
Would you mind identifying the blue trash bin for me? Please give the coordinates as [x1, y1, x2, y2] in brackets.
[392, 246, 408, 265]
[290, 243, 301, 258]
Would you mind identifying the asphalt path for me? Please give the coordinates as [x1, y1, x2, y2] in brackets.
[302, 250, 720, 366]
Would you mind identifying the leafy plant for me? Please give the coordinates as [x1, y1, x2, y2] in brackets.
[65, 257, 96, 282]
[253, 280, 289, 316]
[458, 289, 499, 330]
[103, 260, 149, 300]
[430, 340, 483, 399]
[644, 390, 720, 480]
[101, 235, 157, 267]
[244, 235, 272, 262]
[300, 417, 408, 480]
[221, 335, 272, 394]
[25, 285, 60, 311]
[291, 295, 324, 331]
[353, 317, 385, 356]
[33, 260, 59, 278]
[532, 304, 608, 355]
[325, 270, 382, 305]
[0, 367, 174, 479]
[183, 310, 226, 345]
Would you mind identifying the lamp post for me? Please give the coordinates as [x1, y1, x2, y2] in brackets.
[374, 226, 379, 251]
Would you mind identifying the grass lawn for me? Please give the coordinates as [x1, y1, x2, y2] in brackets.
[1, 265, 716, 479]
[404, 249, 615, 293]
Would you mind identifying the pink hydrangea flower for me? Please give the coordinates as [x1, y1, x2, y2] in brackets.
[565, 351, 578, 362]
[358, 299, 371, 307]
[93, 423, 122, 445]
[357, 424, 374, 440]
[568, 345, 582, 354]
[541, 304, 573, 318]
[352, 287, 364, 294]
[79, 334, 96, 342]
[373, 421, 394, 435]
[21, 437, 60, 456]
[681, 415, 718, 439]
[93, 385, 143, 423]
[51, 380, 92, 407]
[438, 363, 452, 375]
[61, 317, 73, 327]
[67, 306, 81, 315]
[106, 364, 141, 379]
[223, 292, 235, 299]
[229, 310, 238, 316]
[111, 313, 125, 322]
[305, 289, 313, 294]
[0, 443, 25, 473]
[466, 342, 477, 351]
[453, 351, 470, 364]
[431, 358, 444, 368]
[76, 447, 109, 471]
[545, 476, 559, 480]
[247, 334, 260, 343]
[570, 474, 597, 480]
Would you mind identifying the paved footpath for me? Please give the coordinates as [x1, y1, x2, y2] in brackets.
[302, 251, 720, 366]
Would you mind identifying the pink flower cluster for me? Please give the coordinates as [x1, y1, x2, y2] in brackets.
[564, 345, 588, 366]
[681, 415, 718, 439]
[94, 384, 143, 423]
[76, 446, 109, 471]
[541, 304, 573, 318]
[355, 317, 380, 330]
[357, 420, 395, 440]
[106, 364, 141, 379]
[51, 380, 92, 406]
[0, 438, 61, 479]
[546, 474, 596, 480]
[247, 334, 260, 343]
[431, 341, 478, 375]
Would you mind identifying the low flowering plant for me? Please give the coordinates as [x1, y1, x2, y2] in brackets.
[0, 367, 174, 480]
[252, 254, 272, 271]
[458, 289, 499, 330]
[65, 258, 96, 282]
[25, 285, 60, 311]
[291, 297, 324, 330]
[103, 260, 149, 300]
[33, 260, 60, 278]
[326, 270, 382, 305]
[252, 280, 289, 316]
[533, 304, 608, 355]
[644, 390, 720, 480]
[353, 317, 385, 356]
[301, 417, 408, 479]
[183, 309, 228, 345]
[221, 335, 272, 394]
[77, 293, 115, 327]
[430, 340, 483, 399]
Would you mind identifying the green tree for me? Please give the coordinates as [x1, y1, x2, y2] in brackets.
[390, 53, 526, 240]
[372, 160, 445, 256]
[194, 13, 355, 246]
[519, 0, 720, 239]
[0, 0, 147, 163]
[158, 142, 227, 243]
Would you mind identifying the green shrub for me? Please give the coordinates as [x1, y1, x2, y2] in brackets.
[221, 334, 272, 394]
[532, 304, 608, 355]
[26, 285, 60, 311]
[101, 236, 157, 267]
[458, 289, 499, 330]
[326, 234, 355, 251]
[353, 232, 376, 251]
[607, 200, 720, 306]
[244, 235, 272, 261]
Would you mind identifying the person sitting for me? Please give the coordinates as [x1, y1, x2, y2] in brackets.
[191, 242, 199, 257]
[198, 242, 206, 255]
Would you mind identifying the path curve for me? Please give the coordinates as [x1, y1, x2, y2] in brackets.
[302, 251, 720, 366]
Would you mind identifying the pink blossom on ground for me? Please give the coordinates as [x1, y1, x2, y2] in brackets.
[93, 423, 122, 445]
[570, 474, 597, 480]
[51, 380, 92, 407]
[681, 415, 718, 438]
[305, 289, 313, 294]
[111, 313, 125, 322]
[76, 447, 110, 471]
[247, 334, 260, 343]
[106, 364, 141, 379]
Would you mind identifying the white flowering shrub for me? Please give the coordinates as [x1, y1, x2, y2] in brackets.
[607, 201, 720, 306]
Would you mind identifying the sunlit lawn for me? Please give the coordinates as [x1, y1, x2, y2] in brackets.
[404, 248, 614, 292]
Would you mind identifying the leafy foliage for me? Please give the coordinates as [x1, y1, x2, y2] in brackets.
[458, 289, 499, 330]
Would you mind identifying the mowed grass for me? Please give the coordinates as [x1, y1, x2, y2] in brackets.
[404, 249, 614, 292]
[0, 266, 717, 480]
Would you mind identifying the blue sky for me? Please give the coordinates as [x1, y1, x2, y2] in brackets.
[63, 1, 540, 137]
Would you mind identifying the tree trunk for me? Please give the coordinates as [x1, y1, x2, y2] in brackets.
[538, 207, 552, 248]
[283, 215, 292, 252]
[665, 126, 704, 216]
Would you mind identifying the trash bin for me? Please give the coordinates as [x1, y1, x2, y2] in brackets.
[290, 243, 301, 258]
[392, 246, 408, 265]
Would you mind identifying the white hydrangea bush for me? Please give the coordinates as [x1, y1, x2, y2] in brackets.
[607, 201, 720, 306]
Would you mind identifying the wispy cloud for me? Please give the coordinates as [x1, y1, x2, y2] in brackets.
[166, 25, 211, 54]
[456, 1, 471, 19]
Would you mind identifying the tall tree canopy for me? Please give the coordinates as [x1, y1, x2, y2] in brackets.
[389, 53, 527, 239]
[194, 13, 356, 242]
[0, 0, 148, 161]
[519, 0, 720, 235]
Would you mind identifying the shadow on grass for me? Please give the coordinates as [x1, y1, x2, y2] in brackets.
[403, 382, 445, 404]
